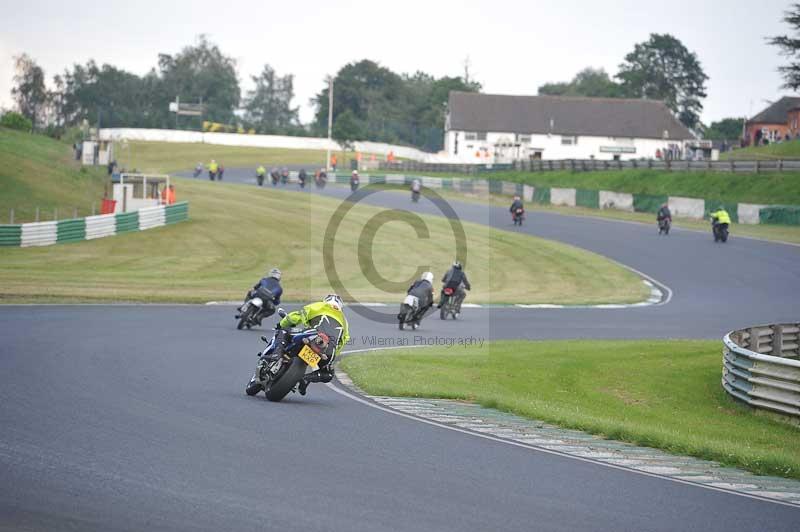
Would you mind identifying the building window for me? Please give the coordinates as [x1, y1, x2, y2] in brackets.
[465, 132, 477, 141]
[477, 132, 487, 141]
[517, 134, 531, 143]
[561, 135, 577, 145]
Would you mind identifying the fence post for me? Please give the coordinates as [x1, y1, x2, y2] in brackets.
[570, 160, 575, 172]
[35, 207, 40, 222]
[648, 159, 653, 169]
[773, 325, 784, 357]
[687, 160, 691, 171]
[755, 160, 760, 174]
[9, 208, 13, 224]
[73, 207, 78, 219]
[632, 159, 638, 169]
[779, 159, 784, 172]
[617, 159, 622, 170]
[666, 159, 671, 171]
[730, 160, 735, 173]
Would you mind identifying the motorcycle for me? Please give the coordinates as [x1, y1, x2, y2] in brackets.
[411, 189, 420, 203]
[512, 207, 525, 226]
[245, 310, 339, 401]
[193, 165, 203, 178]
[236, 287, 276, 330]
[712, 220, 729, 243]
[658, 217, 671, 235]
[398, 294, 421, 330]
[350, 178, 360, 192]
[271, 172, 279, 187]
[256, 173, 265, 186]
[315, 174, 327, 189]
[439, 286, 461, 320]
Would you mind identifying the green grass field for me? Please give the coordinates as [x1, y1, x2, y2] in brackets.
[341, 340, 800, 480]
[723, 140, 800, 160]
[114, 140, 368, 174]
[0, 176, 647, 305]
[0, 128, 107, 222]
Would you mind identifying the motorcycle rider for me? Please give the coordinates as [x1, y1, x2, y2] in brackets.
[403, 271, 434, 328]
[657, 203, 672, 234]
[298, 168, 307, 188]
[208, 159, 218, 181]
[411, 179, 421, 201]
[350, 170, 360, 191]
[710, 207, 731, 240]
[271, 294, 350, 395]
[236, 268, 283, 324]
[510, 194, 524, 221]
[438, 261, 471, 315]
[194, 162, 203, 178]
[280, 167, 289, 185]
[256, 165, 266, 186]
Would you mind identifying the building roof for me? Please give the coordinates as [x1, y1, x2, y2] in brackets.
[447, 91, 695, 140]
[748, 96, 800, 124]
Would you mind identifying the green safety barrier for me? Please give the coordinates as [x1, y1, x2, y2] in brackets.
[165, 202, 190, 224]
[759, 205, 800, 225]
[115, 211, 140, 233]
[0, 225, 22, 246]
[633, 194, 668, 213]
[56, 218, 87, 243]
[704, 201, 739, 223]
[576, 189, 600, 209]
[533, 187, 551, 204]
[441, 179, 454, 189]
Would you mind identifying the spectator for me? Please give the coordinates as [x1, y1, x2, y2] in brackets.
[330, 153, 337, 171]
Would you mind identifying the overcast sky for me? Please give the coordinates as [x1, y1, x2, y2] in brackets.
[0, 0, 794, 126]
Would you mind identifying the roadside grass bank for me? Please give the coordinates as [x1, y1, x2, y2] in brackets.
[722, 141, 800, 161]
[341, 340, 800, 480]
[0, 128, 107, 222]
[0, 177, 647, 305]
[114, 140, 370, 174]
[412, 168, 800, 206]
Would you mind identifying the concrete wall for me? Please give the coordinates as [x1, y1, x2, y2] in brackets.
[550, 187, 577, 207]
[668, 196, 705, 220]
[599, 191, 634, 212]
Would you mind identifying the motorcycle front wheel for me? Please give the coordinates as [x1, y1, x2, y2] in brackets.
[245, 374, 263, 396]
[264, 357, 307, 402]
[237, 306, 253, 330]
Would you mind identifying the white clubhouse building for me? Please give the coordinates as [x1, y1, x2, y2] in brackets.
[444, 91, 699, 162]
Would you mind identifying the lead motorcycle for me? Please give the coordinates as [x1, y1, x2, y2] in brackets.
[245, 310, 340, 402]
[236, 286, 276, 330]
[439, 286, 462, 320]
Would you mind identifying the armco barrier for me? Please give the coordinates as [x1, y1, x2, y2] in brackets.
[0, 202, 189, 247]
[723, 323, 800, 417]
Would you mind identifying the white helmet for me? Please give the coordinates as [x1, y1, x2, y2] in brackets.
[323, 294, 343, 311]
[268, 267, 281, 280]
[422, 271, 434, 283]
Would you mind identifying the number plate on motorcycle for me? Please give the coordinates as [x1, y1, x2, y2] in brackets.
[298, 345, 321, 370]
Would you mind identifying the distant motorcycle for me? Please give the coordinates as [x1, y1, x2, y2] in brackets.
[256, 173, 265, 186]
[193, 164, 203, 178]
[411, 189, 420, 203]
[236, 287, 277, 330]
[658, 217, 671, 235]
[315, 173, 327, 189]
[712, 219, 729, 243]
[350, 177, 360, 192]
[512, 207, 525, 226]
[245, 310, 338, 402]
[398, 294, 421, 330]
[439, 287, 461, 320]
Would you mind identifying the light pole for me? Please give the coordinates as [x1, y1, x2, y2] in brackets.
[326, 76, 334, 172]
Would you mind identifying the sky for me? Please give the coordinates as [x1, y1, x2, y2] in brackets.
[0, 0, 794, 126]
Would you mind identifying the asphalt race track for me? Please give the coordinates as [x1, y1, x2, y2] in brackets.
[1, 169, 799, 531]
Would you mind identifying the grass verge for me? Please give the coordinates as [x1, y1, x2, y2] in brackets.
[341, 340, 800, 480]
[114, 140, 372, 174]
[0, 177, 647, 305]
[0, 128, 107, 222]
[722, 140, 800, 160]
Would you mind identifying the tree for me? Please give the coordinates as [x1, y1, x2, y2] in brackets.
[11, 54, 48, 129]
[616, 34, 708, 130]
[539, 68, 624, 98]
[243, 64, 300, 134]
[0, 111, 33, 131]
[703, 118, 745, 140]
[332, 109, 363, 150]
[157, 35, 240, 127]
[769, 3, 800, 90]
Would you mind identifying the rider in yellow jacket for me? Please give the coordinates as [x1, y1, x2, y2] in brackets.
[277, 294, 350, 394]
[710, 208, 731, 225]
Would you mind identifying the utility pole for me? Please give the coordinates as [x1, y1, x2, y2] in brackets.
[326, 76, 334, 172]
[175, 95, 180, 130]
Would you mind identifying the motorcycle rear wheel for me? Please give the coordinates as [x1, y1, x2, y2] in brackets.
[264, 357, 307, 402]
[237, 306, 253, 330]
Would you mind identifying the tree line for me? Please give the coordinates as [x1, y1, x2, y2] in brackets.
[9, 12, 800, 148]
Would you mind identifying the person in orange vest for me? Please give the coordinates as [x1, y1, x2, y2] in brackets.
[330, 153, 338, 171]
[162, 184, 176, 205]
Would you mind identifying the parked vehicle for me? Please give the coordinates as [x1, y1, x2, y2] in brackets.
[245, 310, 337, 402]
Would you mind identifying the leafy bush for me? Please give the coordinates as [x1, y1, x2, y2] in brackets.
[0, 111, 33, 132]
